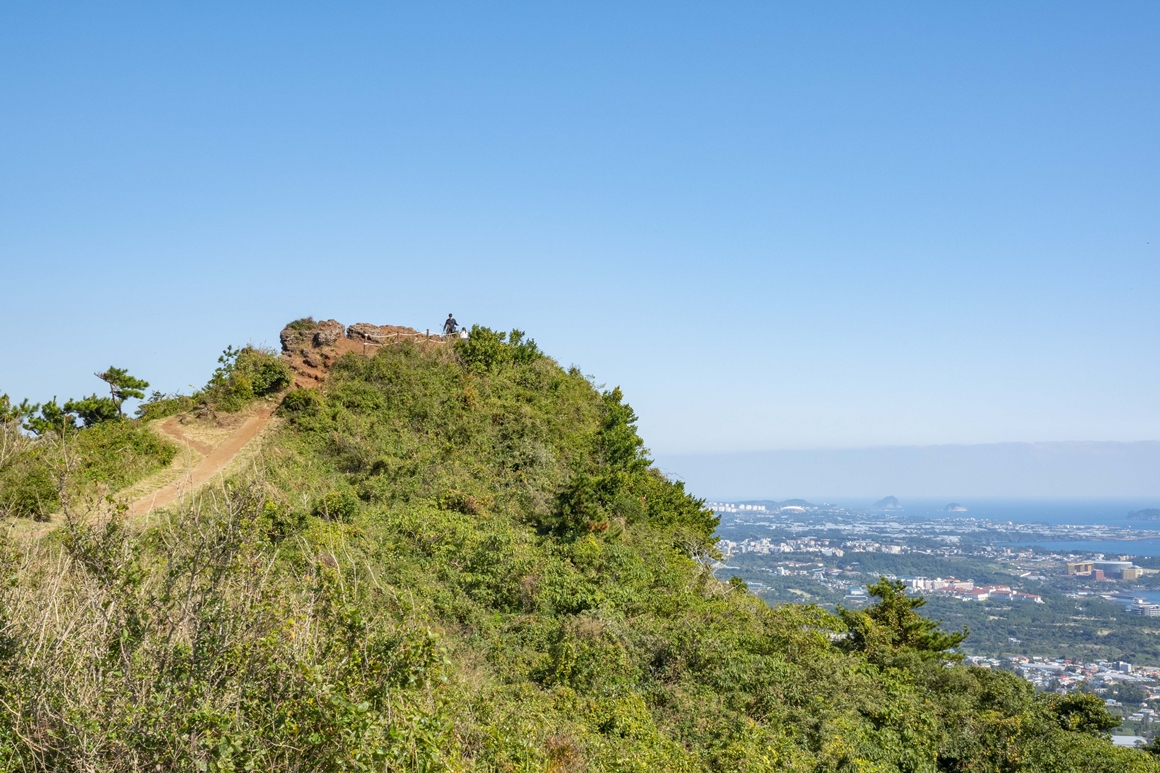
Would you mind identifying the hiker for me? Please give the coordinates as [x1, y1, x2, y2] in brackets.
[442, 313, 459, 337]
[459, 327, 468, 340]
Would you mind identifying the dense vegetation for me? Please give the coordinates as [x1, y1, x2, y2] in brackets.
[138, 344, 293, 419]
[927, 592, 1160, 665]
[726, 549, 1160, 665]
[0, 392, 176, 519]
[0, 346, 289, 520]
[0, 329, 1156, 771]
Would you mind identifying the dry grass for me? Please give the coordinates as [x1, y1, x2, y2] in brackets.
[218, 416, 283, 482]
[0, 478, 321, 769]
[114, 438, 203, 505]
[163, 403, 266, 450]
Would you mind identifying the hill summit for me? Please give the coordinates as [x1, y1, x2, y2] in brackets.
[277, 317, 451, 387]
[0, 319, 1153, 771]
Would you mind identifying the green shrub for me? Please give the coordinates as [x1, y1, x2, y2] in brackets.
[0, 452, 57, 519]
[313, 489, 360, 522]
[285, 316, 316, 331]
[136, 391, 196, 421]
[278, 387, 322, 418]
[204, 345, 292, 412]
[455, 326, 543, 369]
[546, 473, 606, 536]
[72, 419, 177, 490]
[437, 490, 490, 515]
[238, 347, 292, 395]
[259, 498, 306, 543]
[1049, 691, 1122, 737]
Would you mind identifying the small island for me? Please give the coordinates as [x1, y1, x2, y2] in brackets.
[944, 503, 968, 512]
[872, 495, 901, 509]
[1127, 508, 1160, 521]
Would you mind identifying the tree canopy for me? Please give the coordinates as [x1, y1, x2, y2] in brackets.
[96, 367, 149, 417]
[839, 577, 968, 663]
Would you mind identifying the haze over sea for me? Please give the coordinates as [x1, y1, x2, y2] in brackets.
[822, 498, 1160, 557]
[828, 498, 1160, 528]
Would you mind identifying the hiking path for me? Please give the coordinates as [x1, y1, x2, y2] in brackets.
[126, 406, 276, 519]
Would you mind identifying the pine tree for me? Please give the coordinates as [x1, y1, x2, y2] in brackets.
[95, 367, 149, 418]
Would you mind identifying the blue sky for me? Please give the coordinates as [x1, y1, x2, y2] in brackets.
[2, 2, 1157, 458]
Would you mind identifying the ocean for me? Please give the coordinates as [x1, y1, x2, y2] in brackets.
[998, 539, 1160, 558]
[1113, 590, 1160, 605]
[826, 498, 1159, 528]
[818, 498, 1160, 556]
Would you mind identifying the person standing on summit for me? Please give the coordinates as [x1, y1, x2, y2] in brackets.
[442, 313, 459, 337]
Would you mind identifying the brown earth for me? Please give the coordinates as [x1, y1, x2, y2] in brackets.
[125, 405, 276, 519]
[157, 415, 215, 455]
[279, 318, 448, 388]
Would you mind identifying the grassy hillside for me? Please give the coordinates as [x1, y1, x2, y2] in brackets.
[0, 401, 177, 519]
[0, 328, 1157, 772]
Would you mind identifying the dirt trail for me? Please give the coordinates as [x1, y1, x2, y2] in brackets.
[126, 406, 275, 519]
[157, 416, 216, 455]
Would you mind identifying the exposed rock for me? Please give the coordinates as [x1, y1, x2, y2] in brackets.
[280, 326, 307, 353]
[279, 317, 441, 389]
[313, 320, 344, 347]
[347, 322, 434, 342]
[279, 318, 344, 352]
[347, 322, 382, 341]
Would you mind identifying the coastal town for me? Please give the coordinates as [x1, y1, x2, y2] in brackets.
[968, 654, 1160, 744]
[710, 498, 1160, 726]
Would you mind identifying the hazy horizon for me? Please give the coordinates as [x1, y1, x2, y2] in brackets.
[656, 440, 1160, 500]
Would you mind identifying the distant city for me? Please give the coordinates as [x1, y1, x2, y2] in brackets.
[709, 496, 1160, 737]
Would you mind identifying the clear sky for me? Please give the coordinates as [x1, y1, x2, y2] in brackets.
[2, 2, 1157, 458]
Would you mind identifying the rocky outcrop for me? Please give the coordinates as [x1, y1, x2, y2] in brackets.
[346, 322, 383, 341]
[279, 319, 345, 354]
[278, 318, 348, 387]
[279, 326, 306, 353]
[347, 322, 437, 342]
[278, 318, 441, 389]
[313, 320, 344, 347]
